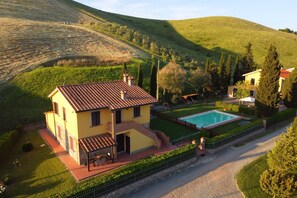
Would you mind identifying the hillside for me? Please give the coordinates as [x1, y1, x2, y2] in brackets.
[0, 0, 145, 83]
[62, 0, 297, 67]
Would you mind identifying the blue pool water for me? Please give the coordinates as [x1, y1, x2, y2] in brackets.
[180, 110, 239, 128]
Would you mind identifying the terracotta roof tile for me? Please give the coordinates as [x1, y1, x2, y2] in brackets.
[56, 80, 158, 112]
[79, 133, 117, 153]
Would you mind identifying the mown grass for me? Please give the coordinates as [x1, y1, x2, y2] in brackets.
[236, 155, 270, 198]
[0, 59, 150, 133]
[0, 130, 76, 197]
[162, 104, 217, 118]
[150, 118, 196, 141]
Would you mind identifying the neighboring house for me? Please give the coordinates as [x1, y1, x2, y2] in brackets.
[45, 74, 160, 170]
[227, 68, 294, 97]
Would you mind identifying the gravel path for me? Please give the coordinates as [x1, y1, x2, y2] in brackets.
[130, 123, 291, 198]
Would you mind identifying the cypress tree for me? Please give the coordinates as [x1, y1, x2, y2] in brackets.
[137, 64, 143, 88]
[119, 63, 128, 80]
[233, 55, 240, 84]
[226, 55, 232, 86]
[255, 45, 281, 117]
[218, 53, 226, 91]
[204, 57, 210, 73]
[150, 60, 157, 97]
[282, 67, 297, 108]
[240, 42, 256, 77]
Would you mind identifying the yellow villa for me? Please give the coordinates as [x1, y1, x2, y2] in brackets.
[227, 68, 294, 98]
[45, 74, 160, 170]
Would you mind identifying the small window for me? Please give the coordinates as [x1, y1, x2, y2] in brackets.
[134, 106, 141, 117]
[250, 78, 255, 85]
[57, 126, 61, 139]
[69, 136, 74, 151]
[54, 102, 59, 115]
[62, 107, 66, 121]
[91, 111, 100, 126]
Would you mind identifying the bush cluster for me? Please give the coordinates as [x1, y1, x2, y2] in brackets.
[266, 108, 296, 127]
[22, 142, 33, 152]
[0, 131, 19, 160]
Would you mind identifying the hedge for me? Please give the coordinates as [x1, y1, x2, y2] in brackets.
[266, 108, 296, 127]
[0, 130, 19, 160]
[56, 144, 195, 197]
[207, 119, 263, 143]
[215, 101, 257, 116]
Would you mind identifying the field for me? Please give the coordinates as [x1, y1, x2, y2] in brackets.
[0, 0, 145, 83]
[62, 0, 297, 67]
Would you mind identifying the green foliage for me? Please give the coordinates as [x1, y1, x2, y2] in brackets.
[282, 67, 297, 108]
[267, 118, 297, 173]
[137, 64, 143, 88]
[239, 105, 257, 116]
[233, 55, 240, 84]
[188, 67, 211, 94]
[218, 53, 227, 90]
[150, 60, 157, 97]
[256, 45, 281, 117]
[119, 63, 128, 79]
[208, 119, 262, 142]
[234, 81, 251, 99]
[266, 108, 296, 127]
[215, 101, 239, 112]
[260, 169, 297, 198]
[0, 131, 19, 160]
[225, 55, 232, 86]
[207, 63, 220, 93]
[204, 57, 210, 73]
[240, 42, 256, 76]
[158, 62, 187, 95]
[58, 144, 195, 197]
[237, 155, 270, 198]
[22, 142, 33, 152]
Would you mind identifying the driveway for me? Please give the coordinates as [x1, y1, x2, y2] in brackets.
[130, 123, 291, 198]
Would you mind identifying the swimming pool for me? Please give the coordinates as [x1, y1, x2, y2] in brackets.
[180, 110, 241, 129]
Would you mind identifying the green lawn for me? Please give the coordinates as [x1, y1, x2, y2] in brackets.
[150, 118, 197, 141]
[237, 155, 270, 198]
[162, 104, 217, 118]
[0, 131, 76, 197]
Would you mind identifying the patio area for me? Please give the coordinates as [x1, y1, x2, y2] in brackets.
[39, 129, 177, 181]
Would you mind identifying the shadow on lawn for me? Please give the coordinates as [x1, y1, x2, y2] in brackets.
[0, 131, 75, 197]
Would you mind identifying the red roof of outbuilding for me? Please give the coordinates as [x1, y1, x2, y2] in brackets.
[280, 70, 291, 78]
[51, 80, 158, 112]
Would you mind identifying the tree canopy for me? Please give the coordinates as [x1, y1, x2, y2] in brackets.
[255, 45, 281, 117]
[282, 67, 297, 108]
[158, 62, 186, 95]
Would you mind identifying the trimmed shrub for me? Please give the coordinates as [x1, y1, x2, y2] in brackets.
[3, 174, 11, 185]
[215, 101, 239, 112]
[22, 142, 33, 152]
[260, 169, 297, 198]
[0, 131, 19, 160]
[239, 105, 257, 116]
[266, 108, 296, 127]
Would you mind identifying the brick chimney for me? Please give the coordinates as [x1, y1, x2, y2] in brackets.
[128, 76, 134, 86]
[123, 73, 129, 83]
[120, 90, 127, 100]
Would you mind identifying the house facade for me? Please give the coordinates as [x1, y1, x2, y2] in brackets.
[227, 68, 294, 97]
[45, 74, 160, 167]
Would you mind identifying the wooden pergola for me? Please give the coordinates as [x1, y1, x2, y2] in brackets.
[79, 133, 117, 172]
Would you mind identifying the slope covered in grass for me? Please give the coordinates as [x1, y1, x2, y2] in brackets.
[63, 0, 297, 67]
[0, 59, 150, 133]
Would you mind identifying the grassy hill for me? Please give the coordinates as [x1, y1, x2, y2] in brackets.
[0, 59, 152, 133]
[0, 0, 145, 83]
[62, 0, 297, 68]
